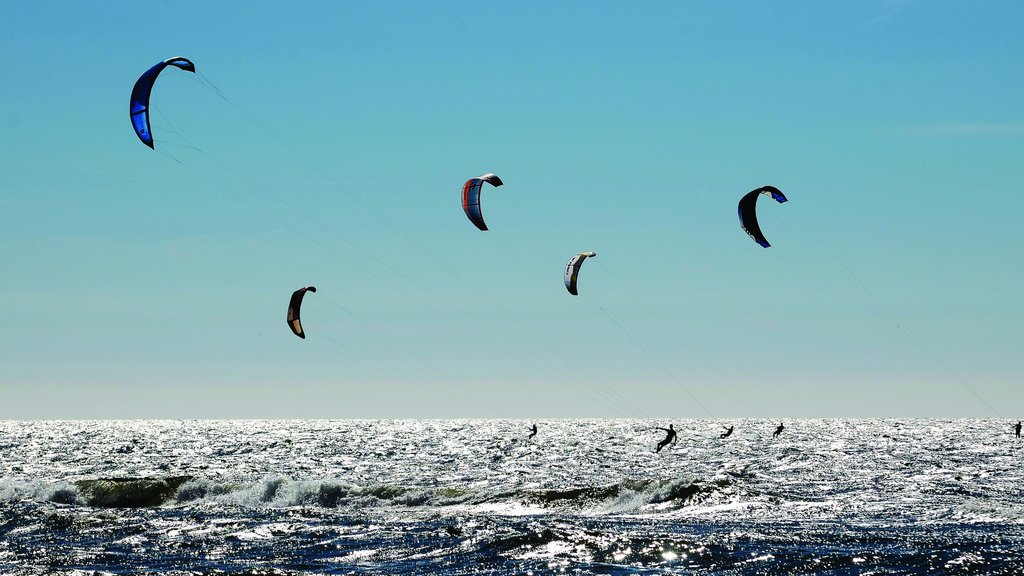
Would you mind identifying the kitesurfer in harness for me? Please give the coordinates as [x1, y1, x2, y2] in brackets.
[773, 422, 784, 438]
[720, 425, 734, 439]
[1015, 421, 1021, 439]
[655, 424, 677, 453]
[528, 424, 538, 440]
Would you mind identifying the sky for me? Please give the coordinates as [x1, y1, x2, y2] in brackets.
[0, 1, 1021, 419]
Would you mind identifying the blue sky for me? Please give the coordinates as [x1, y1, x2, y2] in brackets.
[1, 1, 1021, 418]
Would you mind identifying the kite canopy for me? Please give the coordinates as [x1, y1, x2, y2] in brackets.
[287, 286, 317, 339]
[738, 185, 788, 248]
[461, 174, 504, 231]
[564, 252, 597, 296]
[129, 56, 196, 149]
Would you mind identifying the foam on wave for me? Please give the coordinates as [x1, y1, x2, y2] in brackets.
[0, 473, 733, 514]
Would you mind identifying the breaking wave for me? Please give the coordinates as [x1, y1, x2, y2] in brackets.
[0, 474, 734, 514]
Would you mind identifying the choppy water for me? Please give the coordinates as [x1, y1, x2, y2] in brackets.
[0, 419, 1022, 574]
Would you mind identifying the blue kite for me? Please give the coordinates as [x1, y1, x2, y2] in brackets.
[129, 57, 195, 149]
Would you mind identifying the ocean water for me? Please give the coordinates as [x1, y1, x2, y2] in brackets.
[0, 419, 1022, 575]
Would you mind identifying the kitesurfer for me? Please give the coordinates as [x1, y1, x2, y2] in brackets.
[772, 422, 784, 438]
[1015, 421, 1021, 439]
[655, 424, 677, 453]
[528, 424, 538, 440]
[720, 425, 734, 439]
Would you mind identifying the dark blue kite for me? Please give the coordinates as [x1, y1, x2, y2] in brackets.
[129, 57, 196, 149]
[738, 186, 787, 248]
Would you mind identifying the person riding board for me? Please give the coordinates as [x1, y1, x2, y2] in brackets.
[655, 424, 677, 453]
[528, 424, 538, 440]
[1015, 421, 1021, 439]
[720, 425, 734, 439]
[772, 422, 784, 438]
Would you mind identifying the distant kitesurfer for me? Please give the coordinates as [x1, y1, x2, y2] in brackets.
[1015, 421, 1021, 439]
[528, 424, 538, 440]
[720, 426, 734, 439]
[655, 424, 677, 453]
[772, 422, 784, 438]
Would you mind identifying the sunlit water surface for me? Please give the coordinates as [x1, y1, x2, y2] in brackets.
[1, 419, 1022, 574]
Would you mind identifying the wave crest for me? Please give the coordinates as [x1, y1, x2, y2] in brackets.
[0, 473, 734, 514]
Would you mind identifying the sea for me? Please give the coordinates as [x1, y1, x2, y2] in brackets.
[0, 419, 1022, 575]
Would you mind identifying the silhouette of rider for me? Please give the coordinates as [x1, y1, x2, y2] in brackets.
[720, 425, 734, 439]
[1015, 421, 1021, 439]
[528, 424, 538, 440]
[655, 424, 677, 453]
[772, 422, 784, 438]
